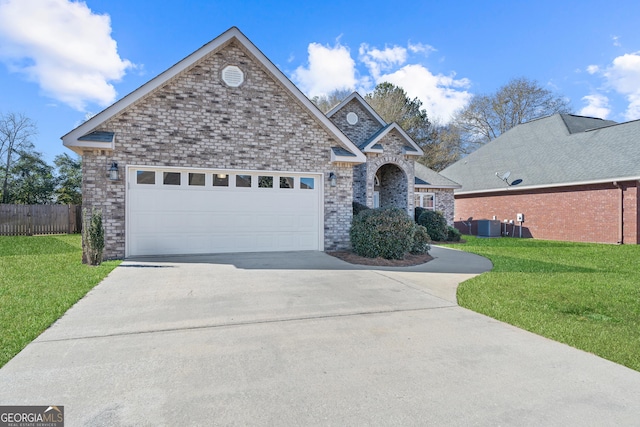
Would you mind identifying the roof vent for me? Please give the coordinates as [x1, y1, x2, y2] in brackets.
[346, 112, 358, 125]
[222, 65, 244, 87]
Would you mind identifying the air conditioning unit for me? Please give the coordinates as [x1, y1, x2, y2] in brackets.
[477, 219, 501, 237]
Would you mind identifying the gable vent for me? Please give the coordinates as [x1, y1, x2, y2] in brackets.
[346, 112, 358, 125]
[222, 65, 244, 87]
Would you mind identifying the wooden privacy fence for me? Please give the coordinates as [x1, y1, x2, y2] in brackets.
[0, 204, 82, 236]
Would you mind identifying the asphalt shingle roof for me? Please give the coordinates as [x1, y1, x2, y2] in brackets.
[440, 114, 640, 193]
[414, 162, 461, 188]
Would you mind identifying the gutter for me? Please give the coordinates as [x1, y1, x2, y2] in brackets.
[455, 176, 640, 196]
[613, 181, 625, 244]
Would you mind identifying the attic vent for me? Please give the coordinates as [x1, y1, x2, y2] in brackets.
[346, 112, 358, 125]
[222, 65, 244, 87]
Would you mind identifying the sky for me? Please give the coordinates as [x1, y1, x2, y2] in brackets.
[1, 0, 640, 162]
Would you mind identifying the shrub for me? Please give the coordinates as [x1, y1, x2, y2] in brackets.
[410, 224, 432, 254]
[353, 201, 370, 216]
[350, 207, 416, 259]
[417, 210, 448, 242]
[447, 226, 462, 242]
[414, 206, 428, 222]
[82, 207, 105, 265]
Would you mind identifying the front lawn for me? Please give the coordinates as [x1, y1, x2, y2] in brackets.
[0, 234, 120, 367]
[447, 236, 640, 371]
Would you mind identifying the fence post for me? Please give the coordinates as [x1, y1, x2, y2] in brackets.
[28, 205, 33, 236]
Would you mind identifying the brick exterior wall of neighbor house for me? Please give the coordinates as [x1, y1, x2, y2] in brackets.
[454, 181, 639, 244]
[82, 40, 355, 259]
[416, 188, 455, 226]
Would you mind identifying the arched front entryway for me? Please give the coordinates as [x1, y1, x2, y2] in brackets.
[374, 163, 408, 210]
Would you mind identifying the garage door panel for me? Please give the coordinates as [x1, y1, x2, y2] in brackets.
[128, 169, 321, 256]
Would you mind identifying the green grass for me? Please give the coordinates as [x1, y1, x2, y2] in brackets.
[445, 236, 640, 371]
[0, 234, 120, 367]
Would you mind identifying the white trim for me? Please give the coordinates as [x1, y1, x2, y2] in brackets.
[125, 164, 324, 257]
[415, 184, 461, 190]
[414, 192, 435, 210]
[330, 150, 363, 163]
[361, 123, 424, 156]
[62, 27, 365, 163]
[455, 176, 640, 195]
[326, 92, 387, 127]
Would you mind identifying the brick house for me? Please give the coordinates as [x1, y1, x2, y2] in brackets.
[440, 114, 640, 244]
[62, 27, 458, 258]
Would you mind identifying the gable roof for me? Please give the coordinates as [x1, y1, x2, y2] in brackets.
[414, 162, 461, 189]
[62, 27, 365, 163]
[359, 122, 424, 156]
[326, 92, 386, 127]
[440, 114, 640, 194]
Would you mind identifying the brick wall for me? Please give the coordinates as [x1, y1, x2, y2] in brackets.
[83, 40, 355, 259]
[454, 181, 639, 244]
[329, 98, 383, 147]
[415, 188, 456, 226]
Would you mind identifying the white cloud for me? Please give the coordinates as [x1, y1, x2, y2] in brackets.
[292, 38, 472, 124]
[602, 52, 640, 120]
[586, 65, 599, 74]
[291, 42, 357, 97]
[612, 35, 621, 47]
[379, 65, 472, 123]
[578, 94, 611, 118]
[359, 44, 407, 80]
[408, 42, 436, 55]
[0, 0, 132, 111]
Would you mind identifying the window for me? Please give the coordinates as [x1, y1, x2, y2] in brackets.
[189, 173, 205, 186]
[213, 173, 229, 186]
[258, 176, 273, 188]
[163, 172, 181, 185]
[236, 174, 252, 188]
[415, 192, 435, 210]
[136, 170, 155, 185]
[280, 177, 294, 189]
[300, 177, 314, 190]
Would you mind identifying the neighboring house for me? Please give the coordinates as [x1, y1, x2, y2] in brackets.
[62, 27, 457, 259]
[440, 114, 640, 244]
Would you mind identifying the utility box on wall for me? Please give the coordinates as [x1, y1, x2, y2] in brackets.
[477, 220, 501, 237]
[516, 213, 524, 222]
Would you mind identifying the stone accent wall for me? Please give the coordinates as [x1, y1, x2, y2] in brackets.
[454, 181, 639, 244]
[378, 164, 407, 209]
[352, 163, 367, 205]
[83, 40, 355, 259]
[415, 187, 456, 225]
[329, 98, 384, 147]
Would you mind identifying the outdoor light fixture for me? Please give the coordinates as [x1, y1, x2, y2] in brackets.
[329, 172, 337, 187]
[109, 162, 119, 181]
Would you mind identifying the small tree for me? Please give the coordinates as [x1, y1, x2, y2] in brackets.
[82, 207, 104, 265]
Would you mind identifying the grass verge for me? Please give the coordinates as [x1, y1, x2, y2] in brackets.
[0, 234, 120, 368]
[445, 236, 640, 371]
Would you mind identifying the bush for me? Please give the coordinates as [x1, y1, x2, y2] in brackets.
[417, 210, 448, 242]
[447, 226, 461, 242]
[410, 224, 431, 254]
[353, 201, 370, 216]
[82, 207, 104, 265]
[350, 207, 417, 259]
[414, 206, 428, 222]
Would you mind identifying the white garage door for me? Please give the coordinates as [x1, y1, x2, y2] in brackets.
[127, 167, 323, 256]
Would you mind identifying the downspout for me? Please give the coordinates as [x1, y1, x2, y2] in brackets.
[614, 181, 624, 244]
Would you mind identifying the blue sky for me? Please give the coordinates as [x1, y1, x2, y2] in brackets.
[1, 0, 640, 162]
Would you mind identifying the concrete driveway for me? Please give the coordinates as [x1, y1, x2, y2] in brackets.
[2, 247, 640, 426]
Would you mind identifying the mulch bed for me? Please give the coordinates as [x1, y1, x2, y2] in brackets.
[327, 251, 433, 267]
